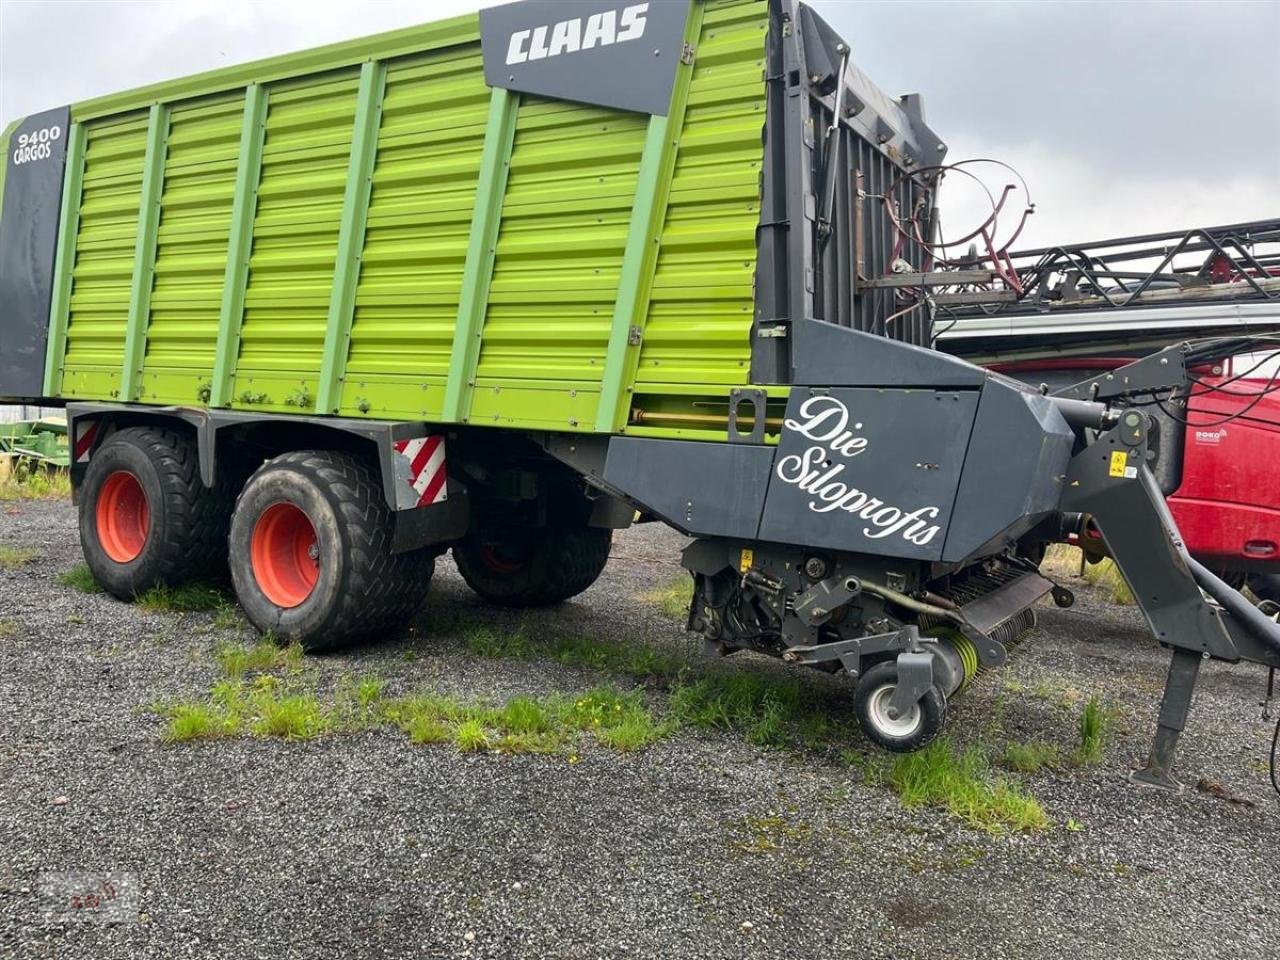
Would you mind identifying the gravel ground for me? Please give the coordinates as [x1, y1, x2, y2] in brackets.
[1, 498, 1277, 960]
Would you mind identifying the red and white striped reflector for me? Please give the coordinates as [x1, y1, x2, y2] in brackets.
[392, 435, 447, 508]
[73, 421, 100, 463]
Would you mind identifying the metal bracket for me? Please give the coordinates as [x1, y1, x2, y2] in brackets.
[728, 388, 768, 444]
[792, 574, 861, 626]
[1053, 345, 1188, 403]
[886, 649, 935, 721]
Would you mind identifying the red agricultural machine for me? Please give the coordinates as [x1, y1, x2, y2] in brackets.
[932, 217, 1280, 598]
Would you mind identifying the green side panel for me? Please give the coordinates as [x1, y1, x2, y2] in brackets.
[594, 116, 671, 433]
[137, 91, 244, 404]
[120, 103, 171, 401]
[60, 110, 151, 399]
[316, 61, 387, 415]
[232, 68, 361, 413]
[72, 15, 480, 123]
[47, 0, 772, 437]
[339, 42, 491, 421]
[596, 0, 704, 432]
[469, 95, 649, 428]
[440, 87, 518, 423]
[210, 85, 269, 408]
[43, 122, 87, 396]
[635, 0, 766, 391]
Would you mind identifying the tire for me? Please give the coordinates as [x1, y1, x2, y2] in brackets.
[452, 523, 611, 608]
[853, 661, 947, 753]
[78, 425, 233, 599]
[228, 450, 434, 652]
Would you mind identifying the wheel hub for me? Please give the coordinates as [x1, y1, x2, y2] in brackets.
[251, 502, 319, 608]
[867, 684, 922, 737]
[96, 470, 150, 563]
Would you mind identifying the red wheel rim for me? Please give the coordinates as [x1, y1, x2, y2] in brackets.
[250, 502, 319, 608]
[96, 470, 150, 563]
[480, 542, 526, 574]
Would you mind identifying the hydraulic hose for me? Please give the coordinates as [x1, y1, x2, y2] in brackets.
[1049, 395, 1119, 431]
[1187, 555, 1280, 657]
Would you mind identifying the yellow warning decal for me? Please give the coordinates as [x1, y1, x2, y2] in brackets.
[1109, 451, 1128, 478]
[739, 548, 754, 572]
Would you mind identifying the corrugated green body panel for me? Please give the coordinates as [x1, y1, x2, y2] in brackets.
[469, 95, 650, 428]
[635, 0, 765, 394]
[45, 0, 772, 437]
[344, 44, 493, 421]
[232, 68, 361, 412]
[60, 111, 149, 399]
[139, 91, 245, 404]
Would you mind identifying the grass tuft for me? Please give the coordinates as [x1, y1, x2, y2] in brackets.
[136, 582, 228, 613]
[668, 671, 837, 748]
[888, 740, 1051, 834]
[454, 718, 490, 752]
[0, 463, 71, 502]
[252, 692, 328, 740]
[0, 545, 39, 570]
[215, 638, 301, 678]
[163, 702, 240, 742]
[1082, 559, 1134, 605]
[639, 576, 694, 619]
[57, 564, 103, 594]
[0, 620, 19, 640]
[1076, 696, 1107, 765]
[463, 624, 532, 659]
[212, 600, 245, 632]
[1002, 740, 1063, 774]
[463, 621, 688, 681]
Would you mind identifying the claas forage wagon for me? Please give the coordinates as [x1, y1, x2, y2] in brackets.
[3, 0, 1279, 785]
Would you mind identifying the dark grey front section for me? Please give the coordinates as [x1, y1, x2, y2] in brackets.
[602, 437, 774, 540]
[942, 379, 1074, 563]
[757, 387, 980, 561]
[792, 322, 987, 389]
[479, 0, 688, 116]
[0, 105, 70, 401]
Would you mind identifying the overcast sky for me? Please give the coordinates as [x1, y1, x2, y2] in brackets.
[2, 0, 1276, 249]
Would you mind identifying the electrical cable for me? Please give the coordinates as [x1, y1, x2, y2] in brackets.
[1272, 713, 1279, 799]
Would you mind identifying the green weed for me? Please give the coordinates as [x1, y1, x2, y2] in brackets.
[0, 464, 71, 501]
[215, 638, 301, 678]
[212, 600, 245, 632]
[0, 621, 17, 640]
[640, 576, 694, 619]
[136, 582, 227, 614]
[887, 740, 1051, 834]
[463, 624, 532, 659]
[668, 671, 837, 748]
[163, 702, 240, 742]
[454, 718, 490, 752]
[1076, 696, 1107, 765]
[57, 564, 102, 593]
[0, 545, 39, 570]
[252, 692, 328, 740]
[1082, 559, 1134, 605]
[463, 620, 687, 681]
[1002, 740, 1063, 774]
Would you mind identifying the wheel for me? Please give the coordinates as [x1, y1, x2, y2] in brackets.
[452, 523, 611, 608]
[853, 661, 947, 752]
[228, 450, 434, 651]
[78, 425, 233, 599]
